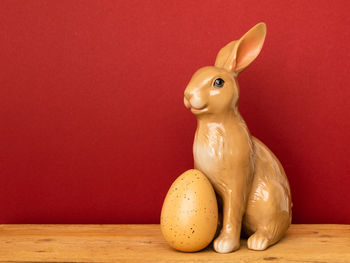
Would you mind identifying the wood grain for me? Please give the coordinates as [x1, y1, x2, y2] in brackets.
[0, 224, 349, 262]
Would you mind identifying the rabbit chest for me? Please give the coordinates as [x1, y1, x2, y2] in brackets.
[193, 120, 254, 189]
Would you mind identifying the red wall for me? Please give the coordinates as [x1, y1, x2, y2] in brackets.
[1, 0, 349, 224]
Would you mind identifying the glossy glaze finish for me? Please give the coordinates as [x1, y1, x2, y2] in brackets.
[184, 23, 292, 253]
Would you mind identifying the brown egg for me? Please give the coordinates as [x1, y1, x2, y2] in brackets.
[160, 169, 218, 252]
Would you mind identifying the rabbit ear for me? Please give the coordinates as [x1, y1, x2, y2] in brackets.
[214, 40, 238, 71]
[214, 23, 266, 74]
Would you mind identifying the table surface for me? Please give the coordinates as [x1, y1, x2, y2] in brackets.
[0, 224, 349, 262]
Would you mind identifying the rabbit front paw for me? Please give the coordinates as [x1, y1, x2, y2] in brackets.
[213, 232, 240, 253]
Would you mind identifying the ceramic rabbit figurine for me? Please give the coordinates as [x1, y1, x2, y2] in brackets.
[184, 23, 292, 253]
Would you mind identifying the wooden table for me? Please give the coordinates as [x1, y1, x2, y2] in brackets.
[0, 224, 349, 262]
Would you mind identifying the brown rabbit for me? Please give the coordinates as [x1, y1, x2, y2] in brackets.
[184, 23, 292, 253]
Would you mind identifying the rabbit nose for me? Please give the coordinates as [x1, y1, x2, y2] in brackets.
[184, 90, 192, 100]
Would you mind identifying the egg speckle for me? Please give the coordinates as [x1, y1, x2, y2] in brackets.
[160, 169, 218, 252]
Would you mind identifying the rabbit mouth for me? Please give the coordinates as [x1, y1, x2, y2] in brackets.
[191, 105, 206, 110]
[190, 105, 208, 113]
[184, 97, 207, 113]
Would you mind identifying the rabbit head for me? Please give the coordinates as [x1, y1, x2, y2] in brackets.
[184, 23, 266, 116]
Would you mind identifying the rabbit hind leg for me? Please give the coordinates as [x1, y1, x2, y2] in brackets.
[246, 214, 290, 250]
[243, 175, 291, 250]
[244, 138, 292, 250]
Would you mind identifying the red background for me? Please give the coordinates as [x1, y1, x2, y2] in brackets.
[1, 0, 349, 224]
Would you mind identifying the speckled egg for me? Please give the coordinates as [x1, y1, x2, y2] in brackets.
[160, 169, 218, 252]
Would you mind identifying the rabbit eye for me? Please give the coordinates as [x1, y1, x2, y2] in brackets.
[213, 78, 225, 88]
